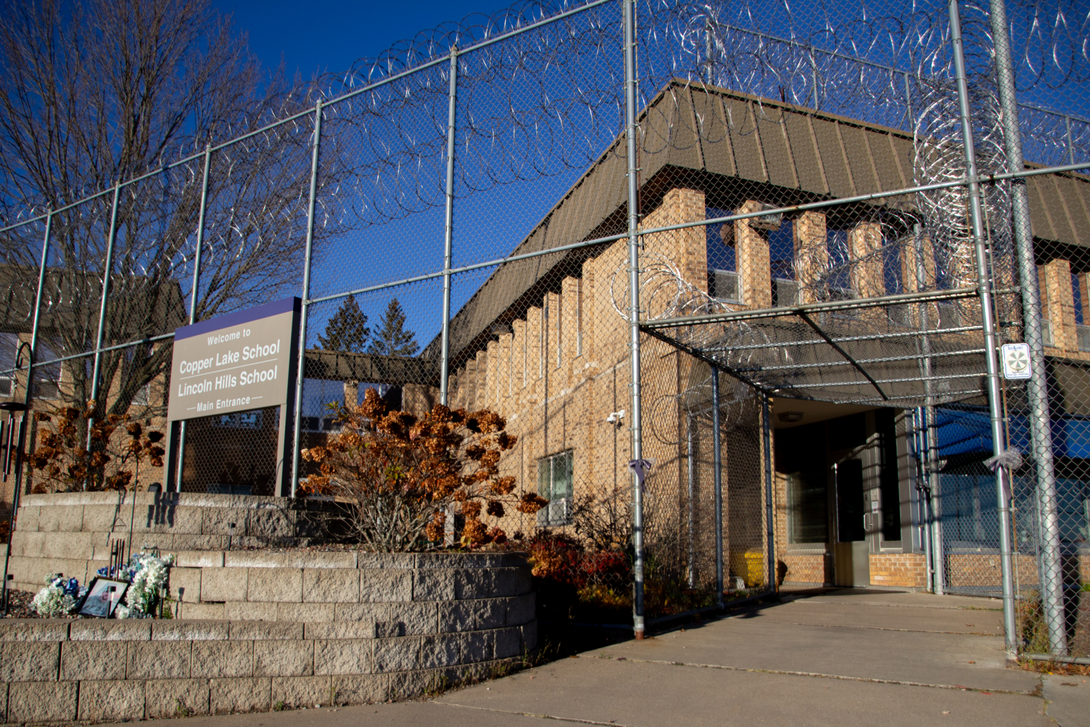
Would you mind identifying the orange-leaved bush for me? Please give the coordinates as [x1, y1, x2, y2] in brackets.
[300, 388, 547, 551]
[27, 403, 165, 493]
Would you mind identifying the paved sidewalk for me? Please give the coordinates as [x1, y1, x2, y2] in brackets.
[117, 589, 1087, 727]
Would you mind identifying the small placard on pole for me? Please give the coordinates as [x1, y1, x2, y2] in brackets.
[1001, 343, 1032, 380]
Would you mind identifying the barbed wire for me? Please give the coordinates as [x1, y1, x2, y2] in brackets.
[2, 0, 1087, 238]
[1, 0, 1087, 336]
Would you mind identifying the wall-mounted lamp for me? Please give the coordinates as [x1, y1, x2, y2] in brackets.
[751, 202, 783, 231]
[777, 411, 804, 423]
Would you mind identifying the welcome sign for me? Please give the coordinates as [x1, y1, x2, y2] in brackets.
[167, 298, 301, 422]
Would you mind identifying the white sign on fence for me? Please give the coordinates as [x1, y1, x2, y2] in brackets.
[1001, 343, 1032, 381]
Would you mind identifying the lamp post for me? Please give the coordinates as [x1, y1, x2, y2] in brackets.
[1, 341, 34, 613]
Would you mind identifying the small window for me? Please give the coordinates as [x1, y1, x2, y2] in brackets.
[213, 411, 264, 429]
[0, 332, 17, 397]
[132, 384, 151, 407]
[537, 450, 573, 526]
[31, 342, 61, 400]
[787, 472, 828, 545]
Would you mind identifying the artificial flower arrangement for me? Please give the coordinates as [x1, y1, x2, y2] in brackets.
[30, 549, 175, 619]
[108, 550, 176, 619]
[30, 575, 83, 617]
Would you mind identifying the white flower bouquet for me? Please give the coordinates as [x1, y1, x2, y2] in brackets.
[30, 574, 83, 617]
[114, 550, 176, 619]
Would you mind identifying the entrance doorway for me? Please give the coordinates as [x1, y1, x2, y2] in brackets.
[775, 401, 909, 588]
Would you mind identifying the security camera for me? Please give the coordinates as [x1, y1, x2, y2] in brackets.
[606, 409, 625, 425]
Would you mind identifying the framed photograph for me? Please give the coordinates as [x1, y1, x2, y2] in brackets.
[78, 577, 128, 618]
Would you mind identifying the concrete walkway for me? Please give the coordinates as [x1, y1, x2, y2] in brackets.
[115, 589, 1088, 727]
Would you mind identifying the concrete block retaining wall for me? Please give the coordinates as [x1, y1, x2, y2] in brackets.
[2, 494, 537, 722]
[0, 615, 530, 723]
[7, 492, 341, 592]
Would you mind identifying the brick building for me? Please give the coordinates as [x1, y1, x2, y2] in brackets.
[430, 81, 1090, 592]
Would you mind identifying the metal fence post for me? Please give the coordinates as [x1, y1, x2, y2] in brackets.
[440, 48, 459, 406]
[174, 144, 213, 492]
[763, 394, 776, 591]
[290, 101, 324, 497]
[624, 0, 647, 640]
[911, 408, 935, 592]
[1066, 116, 1076, 166]
[926, 404, 945, 595]
[27, 212, 51, 408]
[913, 220, 946, 596]
[87, 184, 122, 456]
[704, 18, 713, 85]
[949, 0, 1024, 658]
[811, 51, 820, 110]
[988, 0, 1064, 658]
[687, 412, 696, 589]
[711, 369, 724, 606]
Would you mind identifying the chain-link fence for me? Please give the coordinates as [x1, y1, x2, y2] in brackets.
[2, 0, 1090, 651]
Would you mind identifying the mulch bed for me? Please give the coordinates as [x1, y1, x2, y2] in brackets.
[1, 589, 39, 619]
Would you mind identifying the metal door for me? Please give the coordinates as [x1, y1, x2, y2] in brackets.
[833, 458, 870, 587]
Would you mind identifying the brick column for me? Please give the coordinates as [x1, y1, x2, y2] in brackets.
[499, 331, 514, 405]
[736, 200, 772, 308]
[484, 341, 498, 410]
[793, 211, 827, 304]
[849, 221, 885, 299]
[1042, 258, 1076, 352]
[458, 359, 477, 410]
[545, 291, 561, 373]
[526, 306, 543, 404]
[561, 277, 580, 385]
[511, 319, 527, 395]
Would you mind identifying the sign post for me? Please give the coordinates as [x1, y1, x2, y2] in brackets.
[164, 298, 301, 496]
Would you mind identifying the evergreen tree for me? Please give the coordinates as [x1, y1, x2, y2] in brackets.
[317, 295, 370, 352]
[368, 298, 419, 357]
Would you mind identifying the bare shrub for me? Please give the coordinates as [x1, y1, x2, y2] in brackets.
[300, 388, 546, 552]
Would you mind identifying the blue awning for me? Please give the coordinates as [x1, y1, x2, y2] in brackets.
[934, 408, 1090, 458]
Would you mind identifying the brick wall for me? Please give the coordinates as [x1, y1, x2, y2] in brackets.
[869, 553, 926, 589]
[447, 187, 714, 540]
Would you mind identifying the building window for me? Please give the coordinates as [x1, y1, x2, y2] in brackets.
[537, 450, 573, 526]
[787, 472, 828, 545]
[0, 333, 17, 397]
[825, 229, 853, 299]
[706, 206, 739, 302]
[132, 383, 152, 407]
[213, 411, 264, 429]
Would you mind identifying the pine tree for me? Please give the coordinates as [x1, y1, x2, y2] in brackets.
[317, 295, 370, 352]
[368, 298, 419, 357]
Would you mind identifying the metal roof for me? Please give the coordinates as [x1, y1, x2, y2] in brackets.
[429, 81, 1090, 371]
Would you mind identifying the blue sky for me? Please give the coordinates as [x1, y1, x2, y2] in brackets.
[209, 0, 594, 408]
[212, 0, 522, 81]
